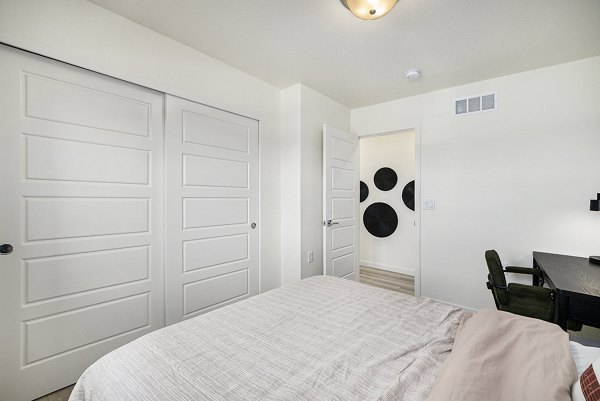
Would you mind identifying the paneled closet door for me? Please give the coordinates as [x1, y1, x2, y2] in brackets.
[165, 95, 259, 325]
[0, 46, 165, 401]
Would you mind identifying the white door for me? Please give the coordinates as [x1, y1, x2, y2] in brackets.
[0, 46, 165, 401]
[323, 124, 360, 279]
[165, 96, 259, 325]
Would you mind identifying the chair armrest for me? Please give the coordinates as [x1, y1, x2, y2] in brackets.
[505, 266, 542, 276]
[487, 281, 508, 291]
[507, 283, 554, 301]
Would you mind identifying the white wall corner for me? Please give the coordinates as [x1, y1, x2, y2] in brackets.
[280, 85, 303, 284]
[298, 84, 351, 279]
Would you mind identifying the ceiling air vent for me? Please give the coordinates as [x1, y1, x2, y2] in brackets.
[454, 93, 497, 116]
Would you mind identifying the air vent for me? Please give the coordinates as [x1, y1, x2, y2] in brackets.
[454, 93, 497, 116]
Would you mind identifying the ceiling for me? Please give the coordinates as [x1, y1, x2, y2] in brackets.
[87, 0, 600, 108]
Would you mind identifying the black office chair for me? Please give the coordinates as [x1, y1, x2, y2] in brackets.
[485, 250, 556, 322]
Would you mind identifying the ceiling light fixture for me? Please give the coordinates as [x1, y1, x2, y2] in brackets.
[340, 0, 399, 20]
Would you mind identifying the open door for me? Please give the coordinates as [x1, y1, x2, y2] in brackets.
[323, 124, 360, 280]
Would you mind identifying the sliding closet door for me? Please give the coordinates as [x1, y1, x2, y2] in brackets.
[165, 95, 259, 325]
[0, 46, 164, 401]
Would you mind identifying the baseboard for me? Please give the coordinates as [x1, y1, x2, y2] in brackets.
[360, 260, 415, 277]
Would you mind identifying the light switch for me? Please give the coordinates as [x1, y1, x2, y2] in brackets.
[308, 250, 314, 263]
[423, 199, 435, 210]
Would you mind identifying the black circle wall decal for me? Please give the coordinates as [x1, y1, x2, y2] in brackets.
[374, 167, 397, 191]
[360, 181, 369, 202]
[363, 202, 398, 238]
[402, 180, 415, 211]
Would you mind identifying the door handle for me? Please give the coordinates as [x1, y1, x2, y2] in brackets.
[0, 244, 13, 255]
[324, 220, 339, 227]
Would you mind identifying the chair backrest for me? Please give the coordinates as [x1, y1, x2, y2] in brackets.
[485, 249, 508, 305]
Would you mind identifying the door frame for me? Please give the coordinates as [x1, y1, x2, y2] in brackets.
[358, 126, 422, 297]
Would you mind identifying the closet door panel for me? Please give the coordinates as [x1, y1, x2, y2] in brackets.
[165, 96, 259, 325]
[0, 46, 164, 401]
[24, 134, 150, 184]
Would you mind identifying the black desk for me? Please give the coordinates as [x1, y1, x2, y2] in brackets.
[533, 252, 600, 331]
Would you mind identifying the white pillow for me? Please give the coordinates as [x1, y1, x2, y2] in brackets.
[571, 341, 600, 375]
[571, 354, 600, 401]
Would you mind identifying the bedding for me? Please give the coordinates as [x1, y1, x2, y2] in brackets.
[571, 341, 600, 375]
[571, 355, 600, 401]
[426, 309, 577, 401]
[69, 276, 464, 401]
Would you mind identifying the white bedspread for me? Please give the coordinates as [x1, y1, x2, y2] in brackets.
[70, 276, 464, 401]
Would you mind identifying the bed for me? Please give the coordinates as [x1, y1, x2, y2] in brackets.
[69, 276, 588, 401]
[69, 276, 464, 401]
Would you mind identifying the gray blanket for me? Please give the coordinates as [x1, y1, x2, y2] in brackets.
[70, 276, 463, 401]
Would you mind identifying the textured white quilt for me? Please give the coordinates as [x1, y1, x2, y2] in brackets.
[69, 276, 463, 401]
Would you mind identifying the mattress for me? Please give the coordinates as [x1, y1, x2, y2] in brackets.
[69, 276, 464, 401]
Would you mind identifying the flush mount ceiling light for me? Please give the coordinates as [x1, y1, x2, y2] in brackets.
[340, 0, 399, 20]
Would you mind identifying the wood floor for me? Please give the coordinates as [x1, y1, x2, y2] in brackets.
[359, 266, 415, 295]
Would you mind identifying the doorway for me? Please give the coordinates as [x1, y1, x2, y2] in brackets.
[358, 131, 417, 295]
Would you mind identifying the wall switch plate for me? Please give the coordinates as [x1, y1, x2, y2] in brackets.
[308, 250, 314, 263]
[423, 199, 435, 210]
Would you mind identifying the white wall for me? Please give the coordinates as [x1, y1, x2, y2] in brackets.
[352, 56, 600, 310]
[360, 132, 416, 276]
[280, 85, 302, 284]
[0, 0, 282, 292]
[280, 84, 351, 283]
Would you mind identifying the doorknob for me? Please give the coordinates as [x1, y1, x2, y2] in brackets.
[0, 244, 13, 255]
[324, 220, 339, 227]
[251, 222, 256, 229]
